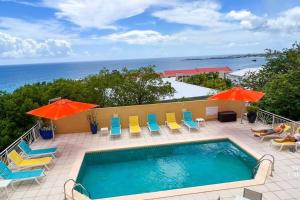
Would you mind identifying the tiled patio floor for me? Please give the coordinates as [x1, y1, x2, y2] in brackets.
[2, 120, 300, 200]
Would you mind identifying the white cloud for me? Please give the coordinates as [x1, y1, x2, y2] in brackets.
[1, 0, 300, 64]
[152, 1, 226, 27]
[102, 30, 174, 44]
[43, 0, 165, 29]
[172, 29, 259, 46]
[226, 10, 252, 20]
[226, 7, 300, 32]
[267, 6, 300, 31]
[152, 3, 300, 32]
[0, 32, 72, 58]
[0, 0, 41, 7]
[226, 10, 266, 30]
[0, 17, 77, 40]
[224, 42, 260, 48]
[240, 18, 266, 30]
[39, 0, 300, 34]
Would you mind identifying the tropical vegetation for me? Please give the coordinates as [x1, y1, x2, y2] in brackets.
[184, 72, 233, 90]
[0, 66, 174, 151]
[242, 43, 300, 121]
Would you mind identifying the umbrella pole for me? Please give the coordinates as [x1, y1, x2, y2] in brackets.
[240, 108, 244, 124]
[51, 120, 55, 140]
[240, 102, 248, 124]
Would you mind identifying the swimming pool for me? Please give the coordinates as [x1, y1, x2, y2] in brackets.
[76, 139, 258, 199]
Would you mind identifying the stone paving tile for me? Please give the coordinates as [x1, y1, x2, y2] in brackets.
[266, 182, 283, 192]
[263, 192, 281, 200]
[4, 120, 300, 200]
[273, 190, 294, 200]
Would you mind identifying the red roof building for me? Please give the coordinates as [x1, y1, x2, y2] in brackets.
[162, 67, 232, 78]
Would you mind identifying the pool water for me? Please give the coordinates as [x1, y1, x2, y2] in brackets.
[76, 139, 257, 199]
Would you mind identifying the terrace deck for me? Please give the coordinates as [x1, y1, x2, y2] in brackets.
[3, 120, 300, 200]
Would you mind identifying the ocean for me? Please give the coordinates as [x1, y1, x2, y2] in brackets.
[0, 55, 265, 92]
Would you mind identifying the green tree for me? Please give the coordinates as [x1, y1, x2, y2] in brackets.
[0, 87, 41, 150]
[242, 43, 300, 120]
[261, 67, 300, 120]
[46, 79, 90, 103]
[112, 66, 175, 105]
[0, 119, 22, 150]
[83, 66, 175, 106]
[242, 43, 300, 90]
[185, 72, 233, 90]
[84, 69, 123, 107]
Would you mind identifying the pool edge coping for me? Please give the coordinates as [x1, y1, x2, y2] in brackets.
[66, 135, 270, 200]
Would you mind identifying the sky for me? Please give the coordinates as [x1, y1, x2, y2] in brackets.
[0, 0, 300, 65]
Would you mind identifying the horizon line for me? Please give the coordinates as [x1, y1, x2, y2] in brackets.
[0, 52, 265, 67]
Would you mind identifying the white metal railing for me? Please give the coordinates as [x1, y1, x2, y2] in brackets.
[0, 123, 41, 164]
[256, 109, 300, 133]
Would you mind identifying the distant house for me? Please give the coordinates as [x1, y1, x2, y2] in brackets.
[161, 77, 217, 101]
[227, 67, 261, 84]
[161, 67, 232, 80]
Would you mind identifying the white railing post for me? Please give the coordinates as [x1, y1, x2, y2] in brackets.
[272, 115, 275, 128]
[5, 149, 8, 163]
[32, 128, 36, 142]
[0, 123, 40, 164]
[292, 122, 296, 133]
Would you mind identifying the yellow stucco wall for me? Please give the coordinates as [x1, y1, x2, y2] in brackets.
[53, 100, 245, 134]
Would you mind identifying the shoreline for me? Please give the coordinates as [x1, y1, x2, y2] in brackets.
[183, 53, 266, 61]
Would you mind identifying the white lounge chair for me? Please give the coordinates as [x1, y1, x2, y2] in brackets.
[0, 161, 45, 185]
[256, 125, 291, 142]
[270, 139, 300, 151]
[269, 127, 300, 151]
[18, 140, 57, 158]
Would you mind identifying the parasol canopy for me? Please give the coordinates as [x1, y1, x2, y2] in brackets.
[209, 86, 265, 102]
[27, 99, 97, 120]
[27, 99, 97, 139]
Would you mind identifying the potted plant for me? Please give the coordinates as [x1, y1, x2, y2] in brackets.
[87, 110, 98, 134]
[246, 104, 259, 123]
[39, 120, 54, 139]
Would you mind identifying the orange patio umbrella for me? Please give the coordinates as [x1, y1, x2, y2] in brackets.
[209, 87, 265, 102]
[27, 99, 98, 138]
[209, 87, 265, 122]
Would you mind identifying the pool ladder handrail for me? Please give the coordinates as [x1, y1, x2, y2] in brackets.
[64, 179, 91, 200]
[252, 154, 275, 177]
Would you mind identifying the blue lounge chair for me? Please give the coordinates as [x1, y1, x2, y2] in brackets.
[0, 161, 45, 185]
[147, 114, 160, 133]
[110, 117, 121, 136]
[182, 111, 199, 132]
[18, 140, 57, 158]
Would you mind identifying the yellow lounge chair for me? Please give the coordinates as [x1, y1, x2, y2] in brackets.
[8, 150, 52, 170]
[256, 124, 291, 142]
[129, 116, 141, 135]
[270, 127, 300, 151]
[165, 112, 181, 130]
[270, 139, 299, 151]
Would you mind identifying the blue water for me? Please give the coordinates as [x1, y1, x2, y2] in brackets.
[76, 139, 257, 199]
[0, 56, 265, 92]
